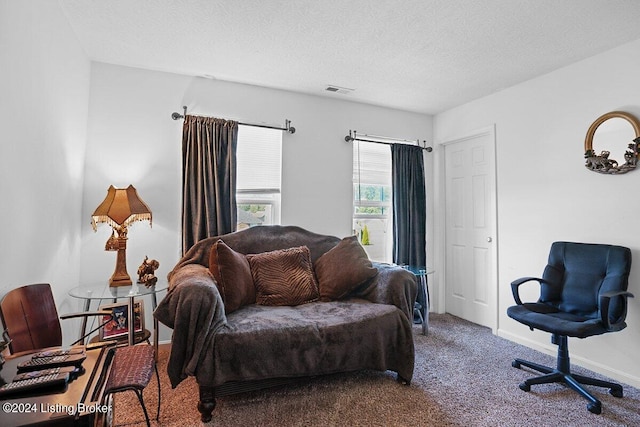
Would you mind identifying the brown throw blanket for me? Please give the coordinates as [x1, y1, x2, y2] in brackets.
[208, 299, 414, 387]
[154, 264, 227, 388]
[155, 262, 417, 388]
[155, 226, 417, 389]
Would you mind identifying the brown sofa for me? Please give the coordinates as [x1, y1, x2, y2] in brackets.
[154, 225, 417, 422]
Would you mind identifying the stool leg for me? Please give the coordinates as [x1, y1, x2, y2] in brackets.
[134, 389, 151, 427]
[155, 363, 161, 420]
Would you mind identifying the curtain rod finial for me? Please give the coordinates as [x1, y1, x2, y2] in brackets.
[285, 119, 296, 134]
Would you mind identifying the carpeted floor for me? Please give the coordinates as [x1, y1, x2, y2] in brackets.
[114, 313, 640, 426]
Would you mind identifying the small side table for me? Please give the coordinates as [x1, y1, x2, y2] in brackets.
[69, 281, 167, 357]
[403, 266, 434, 335]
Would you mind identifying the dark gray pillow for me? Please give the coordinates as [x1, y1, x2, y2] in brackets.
[314, 236, 378, 301]
[209, 239, 255, 313]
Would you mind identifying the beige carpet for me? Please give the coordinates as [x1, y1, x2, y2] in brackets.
[114, 314, 640, 426]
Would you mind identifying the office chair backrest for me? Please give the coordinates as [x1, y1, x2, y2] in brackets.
[0, 283, 63, 353]
[539, 242, 631, 320]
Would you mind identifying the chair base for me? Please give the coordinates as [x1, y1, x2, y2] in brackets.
[512, 335, 623, 414]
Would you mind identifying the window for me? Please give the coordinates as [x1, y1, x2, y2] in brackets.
[353, 141, 392, 262]
[236, 126, 282, 230]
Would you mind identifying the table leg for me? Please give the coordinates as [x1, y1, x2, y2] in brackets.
[128, 295, 135, 346]
[79, 299, 91, 344]
[151, 292, 159, 361]
[421, 275, 429, 335]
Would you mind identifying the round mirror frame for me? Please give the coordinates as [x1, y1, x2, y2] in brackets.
[584, 111, 640, 174]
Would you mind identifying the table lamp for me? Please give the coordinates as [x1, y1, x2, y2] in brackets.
[91, 185, 152, 287]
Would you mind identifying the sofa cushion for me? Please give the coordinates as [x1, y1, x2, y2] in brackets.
[314, 235, 379, 301]
[213, 300, 415, 387]
[209, 239, 255, 314]
[247, 246, 319, 306]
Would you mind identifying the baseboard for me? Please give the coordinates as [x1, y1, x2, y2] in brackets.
[497, 328, 640, 389]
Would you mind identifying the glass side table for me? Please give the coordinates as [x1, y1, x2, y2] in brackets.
[402, 266, 435, 335]
[69, 280, 168, 357]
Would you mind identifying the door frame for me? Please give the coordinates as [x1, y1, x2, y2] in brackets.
[433, 124, 499, 332]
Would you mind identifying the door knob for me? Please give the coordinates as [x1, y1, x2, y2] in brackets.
[487, 237, 493, 242]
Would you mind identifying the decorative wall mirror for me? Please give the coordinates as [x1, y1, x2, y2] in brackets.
[584, 111, 640, 174]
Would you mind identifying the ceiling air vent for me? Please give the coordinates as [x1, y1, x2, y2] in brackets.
[325, 85, 354, 95]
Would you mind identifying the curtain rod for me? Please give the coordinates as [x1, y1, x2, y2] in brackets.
[171, 106, 296, 134]
[344, 130, 432, 152]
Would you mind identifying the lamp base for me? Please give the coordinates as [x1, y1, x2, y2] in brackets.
[109, 239, 132, 287]
[109, 276, 133, 287]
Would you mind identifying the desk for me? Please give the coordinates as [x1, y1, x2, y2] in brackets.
[0, 344, 115, 427]
[68, 281, 167, 356]
[403, 266, 434, 335]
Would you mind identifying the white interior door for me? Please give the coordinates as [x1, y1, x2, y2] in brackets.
[444, 127, 497, 330]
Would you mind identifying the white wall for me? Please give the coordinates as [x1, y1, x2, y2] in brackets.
[80, 63, 433, 341]
[0, 1, 91, 344]
[434, 38, 640, 387]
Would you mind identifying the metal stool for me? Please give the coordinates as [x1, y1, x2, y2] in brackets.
[104, 345, 160, 426]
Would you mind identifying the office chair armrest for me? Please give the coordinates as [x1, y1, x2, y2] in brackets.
[60, 310, 113, 320]
[511, 277, 549, 305]
[599, 290, 634, 331]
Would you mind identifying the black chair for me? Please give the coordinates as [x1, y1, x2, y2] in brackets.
[507, 241, 634, 414]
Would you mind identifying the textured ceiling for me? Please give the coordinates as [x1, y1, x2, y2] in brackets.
[59, 0, 640, 114]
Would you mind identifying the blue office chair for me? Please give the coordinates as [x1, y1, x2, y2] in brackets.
[507, 241, 634, 414]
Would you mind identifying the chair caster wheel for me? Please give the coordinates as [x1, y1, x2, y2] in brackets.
[609, 386, 623, 398]
[587, 402, 602, 414]
[518, 382, 530, 392]
[512, 360, 521, 369]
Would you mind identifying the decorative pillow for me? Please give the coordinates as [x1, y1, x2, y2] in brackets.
[247, 246, 319, 306]
[314, 235, 378, 301]
[209, 239, 255, 314]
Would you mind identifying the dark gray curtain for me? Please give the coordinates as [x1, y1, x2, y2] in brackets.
[182, 115, 239, 253]
[391, 144, 426, 267]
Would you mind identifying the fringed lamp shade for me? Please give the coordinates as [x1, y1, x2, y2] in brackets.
[91, 185, 152, 231]
[92, 185, 152, 286]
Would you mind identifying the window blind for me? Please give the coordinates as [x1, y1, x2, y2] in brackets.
[236, 125, 282, 191]
[353, 141, 392, 187]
